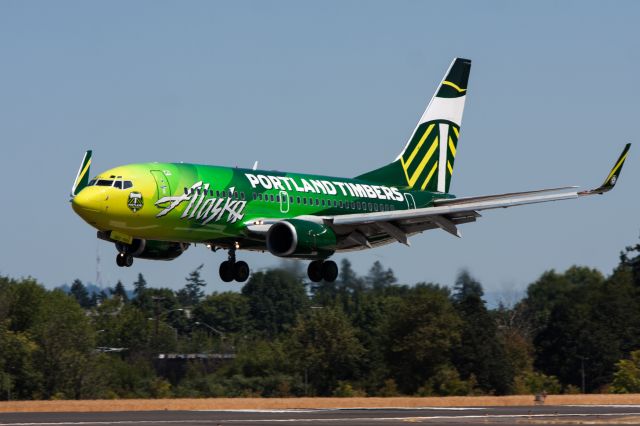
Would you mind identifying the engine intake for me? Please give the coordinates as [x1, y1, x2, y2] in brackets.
[266, 219, 336, 258]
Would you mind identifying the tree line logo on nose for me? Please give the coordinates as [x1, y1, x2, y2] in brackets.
[128, 192, 144, 212]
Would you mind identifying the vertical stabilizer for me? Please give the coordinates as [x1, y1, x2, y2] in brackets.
[356, 58, 471, 193]
[71, 150, 92, 197]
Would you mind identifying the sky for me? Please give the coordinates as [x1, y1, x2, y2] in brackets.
[1, 1, 639, 302]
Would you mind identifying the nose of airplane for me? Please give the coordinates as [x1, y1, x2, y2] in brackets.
[72, 187, 105, 217]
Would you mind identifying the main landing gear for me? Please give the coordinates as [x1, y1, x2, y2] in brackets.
[307, 259, 338, 283]
[115, 252, 133, 267]
[218, 247, 250, 283]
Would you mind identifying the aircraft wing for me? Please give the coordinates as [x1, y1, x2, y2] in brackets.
[246, 144, 630, 247]
[328, 144, 630, 242]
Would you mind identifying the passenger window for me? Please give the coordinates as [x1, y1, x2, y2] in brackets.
[315, 199, 319, 206]
[356, 202, 361, 209]
[290, 196, 294, 203]
[350, 202, 355, 209]
[241, 192, 245, 200]
[321, 199, 325, 206]
[270, 195, 274, 202]
[253, 193, 257, 200]
[234, 191, 238, 199]
[333, 200, 337, 207]
[303, 198, 307, 205]
[113, 181, 122, 189]
[296, 196, 301, 204]
[209, 190, 213, 196]
[216, 190, 220, 197]
[258, 193, 263, 201]
[338, 201, 343, 208]
[374, 204, 379, 212]
[368, 202, 373, 210]
[276, 195, 280, 202]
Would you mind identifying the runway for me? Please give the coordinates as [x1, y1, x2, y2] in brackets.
[3, 405, 640, 426]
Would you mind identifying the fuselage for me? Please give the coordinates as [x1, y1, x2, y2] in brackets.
[71, 162, 454, 251]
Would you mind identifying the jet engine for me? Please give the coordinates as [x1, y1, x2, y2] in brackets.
[114, 239, 189, 261]
[266, 219, 336, 258]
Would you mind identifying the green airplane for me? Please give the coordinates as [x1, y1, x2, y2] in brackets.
[70, 58, 630, 283]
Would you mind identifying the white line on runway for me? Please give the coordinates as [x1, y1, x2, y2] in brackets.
[195, 407, 486, 412]
[3, 412, 640, 425]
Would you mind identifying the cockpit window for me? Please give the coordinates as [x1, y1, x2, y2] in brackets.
[96, 180, 114, 186]
[88, 179, 96, 186]
[123, 181, 133, 189]
[113, 181, 122, 189]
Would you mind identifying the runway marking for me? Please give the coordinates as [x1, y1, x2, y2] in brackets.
[195, 407, 486, 412]
[3, 412, 640, 425]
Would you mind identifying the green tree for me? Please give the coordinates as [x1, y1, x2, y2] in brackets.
[0, 321, 40, 399]
[452, 271, 514, 395]
[611, 350, 640, 393]
[110, 280, 129, 303]
[176, 265, 206, 306]
[384, 283, 462, 394]
[193, 292, 251, 334]
[31, 290, 96, 399]
[70, 279, 92, 308]
[366, 261, 397, 292]
[532, 266, 637, 392]
[242, 269, 308, 335]
[288, 307, 365, 395]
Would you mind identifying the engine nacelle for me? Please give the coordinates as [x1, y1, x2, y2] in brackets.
[115, 239, 189, 261]
[266, 219, 336, 258]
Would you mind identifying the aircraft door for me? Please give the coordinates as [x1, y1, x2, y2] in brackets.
[404, 193, 416, 209]
[151, 170, 172, 199]
[279, 191, 290, 214]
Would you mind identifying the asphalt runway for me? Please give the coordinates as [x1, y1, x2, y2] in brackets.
[2, 405, 640, 425]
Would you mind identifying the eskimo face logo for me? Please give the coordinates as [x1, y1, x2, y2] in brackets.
[128, 192, 144, 212]
[610, 175, 617, 185]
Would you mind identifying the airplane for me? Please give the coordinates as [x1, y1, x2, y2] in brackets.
[70, 58, 630, 284]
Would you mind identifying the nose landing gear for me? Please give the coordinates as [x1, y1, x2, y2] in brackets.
[116, 252, 133, 267]
[307, 259, 338, 283]
[218, 247, 250, 283]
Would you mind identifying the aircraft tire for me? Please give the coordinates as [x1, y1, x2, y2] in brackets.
[307, 260, 323, 282]
[125, 255, 133, 267]
[321, 260, 338, 282]
[234, 261, 250, 282]
[219, 260, 234, 282]
[116, 253, 125, 267]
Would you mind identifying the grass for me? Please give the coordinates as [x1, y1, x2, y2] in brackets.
[2, 394, 640, 413]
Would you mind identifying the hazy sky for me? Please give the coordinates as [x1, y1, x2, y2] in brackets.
[1, 1, 638, 300]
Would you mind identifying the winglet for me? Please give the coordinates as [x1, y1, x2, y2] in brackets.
[71, 150, 92, 198]
[579, 143, 631, 196]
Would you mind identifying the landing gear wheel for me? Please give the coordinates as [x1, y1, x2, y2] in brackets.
[233, 261, 250, 282]
[307, 260, 323, 282]
[321, 260, 338, 282]
[116, 253, 125, 267]
[124, 254, 133, 267]
[219, 260, 234, 282]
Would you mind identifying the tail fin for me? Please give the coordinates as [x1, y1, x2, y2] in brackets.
[71, 150, 92, 197]
[356, 57, 471, 193]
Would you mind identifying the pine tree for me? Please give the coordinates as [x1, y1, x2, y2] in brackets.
[133, 273, 147, 297]
[69, 279, 91, 308]
[366, 261, 397, 291]
[452, 270, 513, 394]
[177, 264, 206, 306]
[110, 280, 129, 303]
